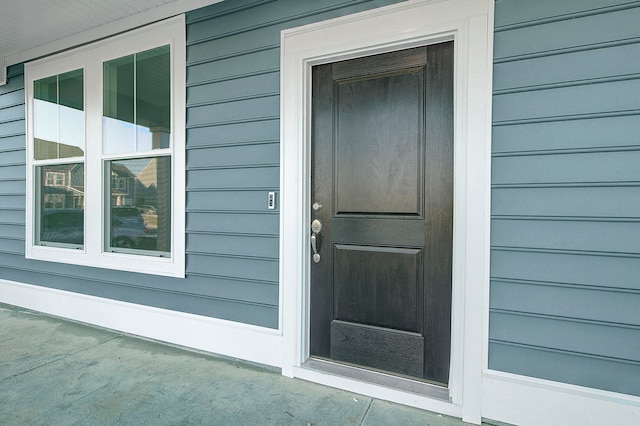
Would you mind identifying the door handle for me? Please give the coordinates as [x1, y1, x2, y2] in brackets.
[311, 219, 322, 263]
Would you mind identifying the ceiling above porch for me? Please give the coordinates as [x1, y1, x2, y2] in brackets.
[0, 0, 222, 84]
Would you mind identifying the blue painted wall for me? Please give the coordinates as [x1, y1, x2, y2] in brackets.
[490, 0, 640, 397]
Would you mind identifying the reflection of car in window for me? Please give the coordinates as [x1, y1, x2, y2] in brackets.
[41, 209, 83, 245]
[111, 206, 142, 219]
[40, 207, 150, 249]
[110, 207, 149, 249]
[136, 205, 157, 215]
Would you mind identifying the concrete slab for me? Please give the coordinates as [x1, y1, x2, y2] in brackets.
[0, 304, 484, 425]
[0, 306, 116, 380]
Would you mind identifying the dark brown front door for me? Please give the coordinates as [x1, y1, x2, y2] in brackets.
[309, 42, 454, 385]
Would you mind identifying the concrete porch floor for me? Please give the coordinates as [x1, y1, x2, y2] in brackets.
[0, 303, 490, 425]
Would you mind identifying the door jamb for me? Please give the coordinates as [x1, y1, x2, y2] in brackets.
[279, 1, 494, 423]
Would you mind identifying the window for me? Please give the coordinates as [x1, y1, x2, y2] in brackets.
[45, 171, 67, 187]
[25, 17, 185, 277]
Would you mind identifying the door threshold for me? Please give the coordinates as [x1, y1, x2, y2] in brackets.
[302, 357, 450, 402]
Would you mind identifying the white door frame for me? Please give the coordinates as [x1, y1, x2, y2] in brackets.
[279, 1, 494, 423]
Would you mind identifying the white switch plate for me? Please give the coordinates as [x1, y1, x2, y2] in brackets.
[267, 192, 276, 209]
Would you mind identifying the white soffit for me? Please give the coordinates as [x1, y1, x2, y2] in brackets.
[0, 0, 222, 83]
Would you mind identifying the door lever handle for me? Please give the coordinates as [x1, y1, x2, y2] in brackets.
[311, 233, 320, 263]
[311, 219, 322, 263]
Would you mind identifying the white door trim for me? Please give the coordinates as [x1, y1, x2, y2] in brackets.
[279, 1, 494, 423]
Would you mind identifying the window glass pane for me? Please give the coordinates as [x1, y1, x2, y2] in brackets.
[59, 69, 83, 110]
[103, 55, 134, 123]
[136, 45, 171, 151]
[103, 46, 170, 155]
[108, 157, 171, 253]
[34, 76, 57, 102]
[103, 55, 135, 154]
[34, 70, 85, 160]
[38, 164, 85, 246]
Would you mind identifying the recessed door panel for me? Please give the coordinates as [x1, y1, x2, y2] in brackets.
[330, 320, 425, 377]
[333, 244, 422, 331]
[335, 71, 423, 215]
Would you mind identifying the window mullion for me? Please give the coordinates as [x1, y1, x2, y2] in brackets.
[84, 58, 103, 256]
[133, 53, 138, 152]
[56, 74, 60, 159]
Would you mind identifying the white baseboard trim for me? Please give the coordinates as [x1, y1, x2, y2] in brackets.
[482, 371, 640, 426]
[0, 279, 283, 368]
[293, 366, 463, 420]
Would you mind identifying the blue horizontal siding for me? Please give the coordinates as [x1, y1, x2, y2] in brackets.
[187, 72, 279, 106]
[187, 119, 279, 148]
[494, 4, 640, 60]
[493, 219, 640, 254]
[490, 311, 640, 361]
[491, 0, 640, 397]
[493, 41, 640, 93]
[493, 150, 640, 185]
[489, 341, 640, 397]
[491, 279, 640, 326]
[493, 115, 640, 154]
[493, 186, 640, 218]
[0, 72, 26, 267]
[187, 233, 278, 259]
[188, 166, 279, 190]
[187, 190, 280, 212]
[494, 0, 639, 28]
[493, 78, 640, 124]
[187, 212, 279, 235]
[492, 250, 640, 291]
[187, 142, 280, 168]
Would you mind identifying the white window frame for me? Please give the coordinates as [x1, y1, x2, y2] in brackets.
[25, 16, 186, 278]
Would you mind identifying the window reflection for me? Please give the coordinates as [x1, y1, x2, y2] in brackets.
[103, 45, 170, 155]
[39, 164, 85, 246]
[108, 157, 171, 253]
[33, 70, 84, 160]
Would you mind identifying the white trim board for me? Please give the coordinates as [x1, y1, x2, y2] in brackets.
[0, 56, 5, 86]
[279, 1, 494, 423]
[0, 279, 283, 368]
[483, 371, 640, 426]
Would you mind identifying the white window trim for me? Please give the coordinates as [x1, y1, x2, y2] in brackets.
[25, 16, 186, 278]
[279, 0, 493, 423]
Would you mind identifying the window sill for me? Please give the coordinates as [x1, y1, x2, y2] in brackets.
[26, 244, 185, 278]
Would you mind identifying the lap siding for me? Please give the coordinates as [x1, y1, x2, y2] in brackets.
[490, 0, 640, 397]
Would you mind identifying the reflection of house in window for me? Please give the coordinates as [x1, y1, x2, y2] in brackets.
[112, 177, 128, 191]
[45, 171, 65, 186]
[43, 194, 65, 209]
[136, 159, 160, 209]
[41, 164, 84, 209]
[110, 163, 135, 207]
[110, 160, 161, 210]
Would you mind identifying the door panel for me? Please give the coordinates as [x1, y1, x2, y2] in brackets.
[330, 320, 425, 377]
[333, 245, 422, 331]
[335, 70, 423, 215]
[310, 42, 454, 385]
